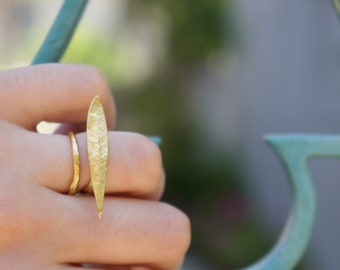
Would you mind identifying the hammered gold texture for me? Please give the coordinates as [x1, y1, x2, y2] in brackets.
[87, 96, 108, 219]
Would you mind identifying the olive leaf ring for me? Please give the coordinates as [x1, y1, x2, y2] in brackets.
[68, 96, 108, 220]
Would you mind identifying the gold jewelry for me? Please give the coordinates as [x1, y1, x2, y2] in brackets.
[86, 95, 108, 219]
[68, 131, 80, 195]
[82, 181, 93, 193]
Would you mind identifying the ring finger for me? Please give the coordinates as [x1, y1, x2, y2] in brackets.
[53, 196, 190, 269]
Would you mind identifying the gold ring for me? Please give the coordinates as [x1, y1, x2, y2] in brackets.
[86, 95, 109, 219]
[68, 131, 80, 195]
[82, 182, 93, 193]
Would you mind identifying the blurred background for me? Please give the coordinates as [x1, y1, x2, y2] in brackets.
[2, 0, 340, 269]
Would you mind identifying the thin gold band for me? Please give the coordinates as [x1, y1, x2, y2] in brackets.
[68, 131, 80, 195]
[82, 182, 93, 193]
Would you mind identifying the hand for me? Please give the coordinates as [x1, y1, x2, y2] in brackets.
[0, 64, 190, 270]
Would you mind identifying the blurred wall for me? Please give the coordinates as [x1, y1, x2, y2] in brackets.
[196, 0, 340, 269]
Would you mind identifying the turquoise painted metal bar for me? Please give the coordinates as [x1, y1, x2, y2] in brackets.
[32, 0, 88, 64]
[30, 0, 162, 147]
[243, 135, 325, 270]
[246, 3, 340, 268]
[244, 135, 340, 269]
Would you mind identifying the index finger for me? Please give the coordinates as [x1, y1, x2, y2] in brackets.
[0, 64, 116, 130]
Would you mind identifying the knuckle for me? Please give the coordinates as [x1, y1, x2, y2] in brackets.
[24, 64, 56, 94]
[128, 134, 163, 187]
[76, 65, 115, 125]
[0, 122, 21, 164]
[160, 203, 191, 260]
[79, 65, 111, 98]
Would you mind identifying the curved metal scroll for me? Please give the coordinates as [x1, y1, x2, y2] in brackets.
[247, 2, 340, 269]
[243, 135, 340, 270]
[32, 0, 88, 65]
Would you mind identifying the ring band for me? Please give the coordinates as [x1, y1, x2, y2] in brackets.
[82, 182, 93, 193]
[68, 131, 80, 195]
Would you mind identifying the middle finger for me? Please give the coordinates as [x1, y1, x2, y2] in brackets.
[2, 127, 165, 200]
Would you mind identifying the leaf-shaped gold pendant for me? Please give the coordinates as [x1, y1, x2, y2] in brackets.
[87, 96, 108, 219]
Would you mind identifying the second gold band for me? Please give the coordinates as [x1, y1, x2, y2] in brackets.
[68, 131, 80, 195]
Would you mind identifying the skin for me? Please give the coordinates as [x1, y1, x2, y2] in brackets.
[0, 64, 191, 270]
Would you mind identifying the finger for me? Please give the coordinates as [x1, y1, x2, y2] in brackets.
[19, 129, 165, 200]
[54, 197, 191, 269]
[61, 266, 132, 270]
[73, 265, 145, 270]
[54, 122, 87, 135]
[75, 132, 165, 199]
[0, 64, 115, 130]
